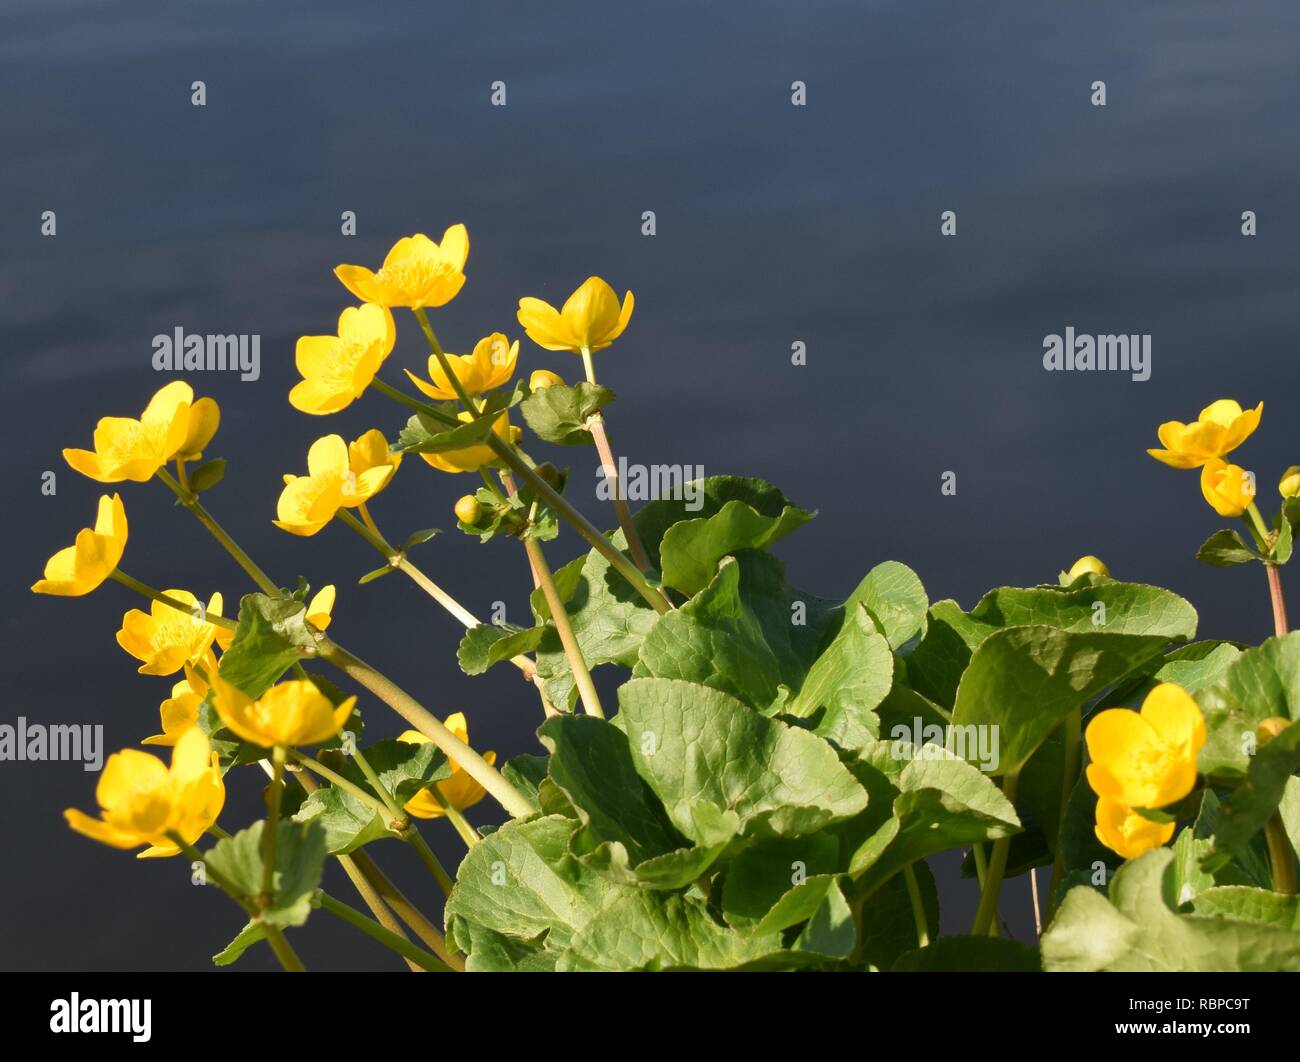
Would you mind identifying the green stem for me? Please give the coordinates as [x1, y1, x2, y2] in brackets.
[260, 746, 286, 904]
[349, 850, 464, 970]
[157, 467, 281, 596]
[1266, 812, 1297, 895]
[902, 864, 930, 948]
[293, 771, 423, 972]
[972, 770, 1019, 936]
[1047, 707, 1081, 918]
[1245, 502, 1273, 552]
[970, 844, 1000, 938]
[317, 891, 451, 972]
[401, 827, 456, 896]
[109, 569, 238, 630]
[286, 752, 394, 822]
[524, 536, 604, 718]
[317, 638, 534, 818]
[388, 317, 670, 615]
[420, 784, 481, 849]
[350, 743, 408, 826]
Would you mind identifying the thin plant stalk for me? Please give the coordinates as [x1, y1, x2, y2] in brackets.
[902, 864, 930, 948]
[349, 850, 463, 970]
[971, 771, 1019, 936]
[524, 534, 604, 718]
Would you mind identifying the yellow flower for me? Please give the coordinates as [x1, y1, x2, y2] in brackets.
[1093, 796, 1175, 860]
[177, 397, 221, 461]
[420, 411, 520, 474]
[142, 664, 210, 747]
[64, 727, 224, 857]
[63, 381, 205, 482]
[334, 225, 469, 309]
[306, 584, 336, 631]
[274, 432, 400, 536]
[398, 714, 494, 818]
[1279, 466, 1300, 499]
[210, 674, 355, 748]
[32, 494, 128, 597]
[405, 332, 518, 401]
[1067, 555, 1109, 580]
[517, 276, 634, 354]
[1147, 399, 1263, 469]
[1200, 458, 1256, 518]
[1085, 683, 1206, 809]
[116, 590, 224, 676]
[529, 369, 564, 390]
[454, 495, 482, 524]
[290, 303, 396, 415]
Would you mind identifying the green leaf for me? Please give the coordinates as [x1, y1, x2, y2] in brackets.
[844, 561, 928, 653]
[721, 834, 842, 930]
[392, 386, 522, 455]
[204, 820, 326, 928]
[1196, 528, 1264, 567]
[1190, 886, 1300, 929]
[358, 564, 395, 585]
[520, 381, 615, 445]
[559, 891, 785, 971]
[893, 935, 1039, 971]
[402, 527, 440, 550]
[786, 603, 894, 727]
[536, 715, 688, 874]
[1273, 510, 1294, 565]
[292, 784, 393, 854]
[793, 879, 856, 959]
[951, 625, 1176, 776]
[1042, 848, 1300, 970]
[444, 814, 630, 964]
[659, 499, 814, 596]
[188, 458, 226, 494]
[848, 742, 1021, 893]
[217, 594, 318, 697]
[1209, 720, 1300, 866]
[212, 919, 269, 966]
[619, 678, 869, 842]
[338, 737, 451, 803]
[856, 860, 940, 970]
[457, 623, 545, 676]
[1198, 633, 1300, 778]
[500, 754, 548, 812]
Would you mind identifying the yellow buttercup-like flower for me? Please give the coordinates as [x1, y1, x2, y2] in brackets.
[517, 276, 634, 354]
[1093, 796, 1176, 860]
[1067, 555, 1109, 580]
[116, 590, 224, 676]
[210, 674, 355, 748]
[1278, 465, 1300, 499]
[420, 411, 520, 475]
[405, 332, 518, 401]
[1200, 458, 1256, 518]
[63, 381, 208, 482]
[1085, 683, 1206, 809]
[142, 664, 210, 747]
[274, 432, 400, 536]
[1147, 399, 1263, 469]
[398, 714, 494, 819]
[529, 369, 564, 390]
[64, 727, 225, 857]
[32, 494, 128, 597]
[177, 397, 221, 461]
[334, 225, 470, 309]
[306, 584, 336, 631]
[290, 303, 396, 415]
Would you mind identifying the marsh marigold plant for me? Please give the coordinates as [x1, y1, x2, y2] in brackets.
[33, 227, 1300, 973]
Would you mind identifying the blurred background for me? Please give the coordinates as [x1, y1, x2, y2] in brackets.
[2, 0, 1298, 969]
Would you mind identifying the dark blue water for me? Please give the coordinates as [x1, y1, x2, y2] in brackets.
[4, 0, 1299, 970]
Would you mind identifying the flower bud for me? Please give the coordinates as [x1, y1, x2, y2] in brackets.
[529, 369, 564, 391]
[454, 495, 482, 525]
[1256, 717, 1291, 746]
[1279, 466, 1300, 499]
[534, 462, 564, 491]
[1067, 555, 1109, 580]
